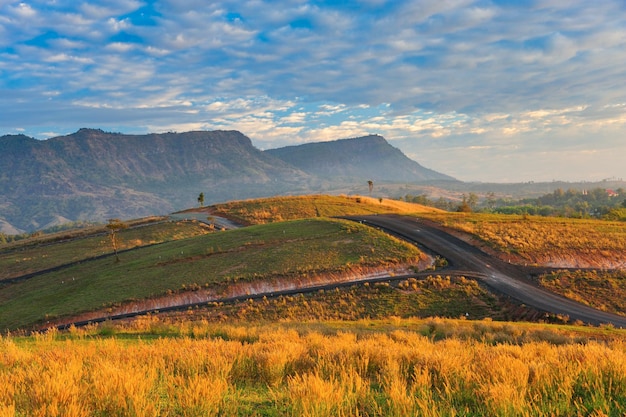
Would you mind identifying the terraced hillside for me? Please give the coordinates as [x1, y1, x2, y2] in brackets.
[0, 212, 424, 331]
[3, 194, 626, 332]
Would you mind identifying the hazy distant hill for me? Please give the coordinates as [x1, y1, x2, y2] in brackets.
[266, 135, 455, 182]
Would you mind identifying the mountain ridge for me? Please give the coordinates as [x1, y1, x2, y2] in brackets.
[0, 129, 450, 234]
[266, 134, 455, 182]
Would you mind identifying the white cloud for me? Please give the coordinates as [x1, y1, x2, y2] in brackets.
[281, 112, 306, 124]
[11, 2, 36, 18]
[107, 17, 131, 32]
[2, 0, 626, 181]
[105, 42, 135, 52]
[316, 104, 347, 115]
[44, 53, 94, 64]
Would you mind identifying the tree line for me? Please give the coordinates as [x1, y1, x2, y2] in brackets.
[401, 187, 626, 220]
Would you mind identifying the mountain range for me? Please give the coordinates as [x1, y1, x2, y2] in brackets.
[0, 129, 453, 234]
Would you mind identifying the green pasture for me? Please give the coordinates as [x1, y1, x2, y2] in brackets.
[0, 220, 210, 281]
[0, 218, 421, 330]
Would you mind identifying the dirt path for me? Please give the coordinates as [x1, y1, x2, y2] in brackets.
[168, 212, 242, 229]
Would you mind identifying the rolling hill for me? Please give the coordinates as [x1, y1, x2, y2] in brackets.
[3, 194, 625, 332]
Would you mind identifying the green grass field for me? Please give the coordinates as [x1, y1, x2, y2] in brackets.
[0, 219, 211, 281]
[0, 218, 422, 331]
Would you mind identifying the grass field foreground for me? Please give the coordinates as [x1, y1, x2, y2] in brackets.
[0, 218, 422, 331]
[2, 319, 626, 416]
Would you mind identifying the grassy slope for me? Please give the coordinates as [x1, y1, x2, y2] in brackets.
[213, 195, 626, 318]
[163, 275, 544, 324]
[207, 194, 443, 224]
[0, 219, 422, 330]
[417, 213, 626, 318]
[0, 220, 211, 281]
[425, 212, 626, 266]
[539, 269, 626, 317]
[209, 195, 625, 268]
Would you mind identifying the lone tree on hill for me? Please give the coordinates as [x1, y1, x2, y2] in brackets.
[457, 195, 472, 213]
[197, 192, 205, 207]
[367, 180, 373, 195]
[106, 218, 127, 262]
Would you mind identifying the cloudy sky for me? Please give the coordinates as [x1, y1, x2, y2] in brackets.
[1, 0, 625, 182]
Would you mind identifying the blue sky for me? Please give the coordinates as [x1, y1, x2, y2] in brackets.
[1, 0, 625, 182]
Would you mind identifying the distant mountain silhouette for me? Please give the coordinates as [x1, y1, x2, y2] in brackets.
[266, 135, 454, 182]
[0, 129, 453, 233]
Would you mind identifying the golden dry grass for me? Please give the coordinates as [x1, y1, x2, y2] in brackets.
[539, 269, 626, 316]
[427, 213, 626, 266]
[209, 194, 443, 225]
[354, 195, 444, 214]
[2, 319, 626, 416]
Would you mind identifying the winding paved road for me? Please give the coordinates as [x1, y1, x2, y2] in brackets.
[44, 213, 626, 331]
[346, 214, 626, 327]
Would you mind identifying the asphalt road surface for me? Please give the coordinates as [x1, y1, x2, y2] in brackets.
[346, 214, 626, 328]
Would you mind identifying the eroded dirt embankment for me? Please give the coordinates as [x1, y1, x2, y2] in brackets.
[479, 242, 624, 269]
[42, 258, 433, 330]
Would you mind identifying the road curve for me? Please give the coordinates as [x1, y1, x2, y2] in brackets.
[346, 214, 626, 328]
